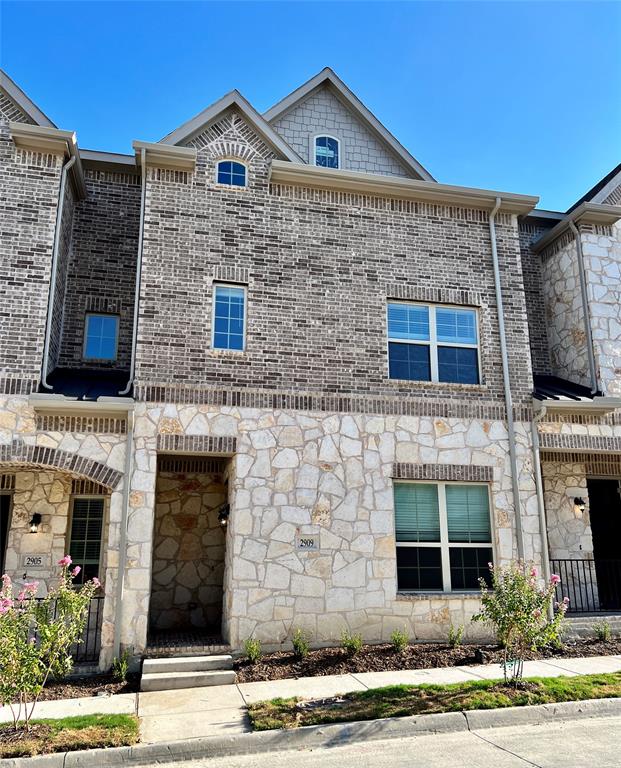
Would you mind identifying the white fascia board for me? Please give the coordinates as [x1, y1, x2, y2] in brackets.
[0, 69, 56, 127]
[28, 394, 135, 415]
[133, 140, 197, 171]
[590, 168, 621, 205]
[532, 202, 621, 253]
[159, 90, 303, 164]
[263, 67, 435, 182]
[10, 122, 87, 198]
[533, 397, 621, 415]
[270, 160, 539, 214]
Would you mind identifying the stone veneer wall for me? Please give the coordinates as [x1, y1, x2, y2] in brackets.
[123, 402, 543, 652]
[541, 235, 589, 387]
[3, 470, 73, 593]
[542, 461, 592, 561]
[150, 469, 227, 631]
[582, 222, 621, 396]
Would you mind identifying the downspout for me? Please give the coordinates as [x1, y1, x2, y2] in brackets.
[531, 406, 552, 589]
[113, 407, 134, 660]
[41, 154, 77, 389]
[489, 197, 525, 559]
[119, 148, 147, 395]
[568, 220, 599, 395]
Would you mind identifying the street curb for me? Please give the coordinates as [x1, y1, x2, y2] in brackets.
[3, 697, 621, 767]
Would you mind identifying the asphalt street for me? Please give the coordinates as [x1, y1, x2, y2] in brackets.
[148, 714, 621, 768]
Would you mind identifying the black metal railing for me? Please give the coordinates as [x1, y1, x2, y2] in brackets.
[34, 596, 104, 663]
[550, 559, 621, 613]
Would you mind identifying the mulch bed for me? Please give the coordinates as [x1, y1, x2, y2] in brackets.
[0, 723, 52, 747]
[32, 673, 140, 702]
[234, 637, 621, 683]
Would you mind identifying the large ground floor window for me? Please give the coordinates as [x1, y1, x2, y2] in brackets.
[394, 481, 493, 592]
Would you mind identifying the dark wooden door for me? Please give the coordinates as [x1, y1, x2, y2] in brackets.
[587, 479, 621, 610]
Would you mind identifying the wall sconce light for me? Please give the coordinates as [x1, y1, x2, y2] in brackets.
[574, 498, 586, 514]
[218, 504, 230, 527]
[29, 513, 42, 533]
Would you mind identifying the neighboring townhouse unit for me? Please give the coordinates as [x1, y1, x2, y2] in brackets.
[1, 67, 620, 671]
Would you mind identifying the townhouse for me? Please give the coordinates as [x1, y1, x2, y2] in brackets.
[1, 67, 620, 672]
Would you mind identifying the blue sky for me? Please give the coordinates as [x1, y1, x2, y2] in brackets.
[1, 1, 620, 210]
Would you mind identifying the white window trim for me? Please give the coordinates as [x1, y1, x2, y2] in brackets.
[387, 301, 481, 384]
[67, 495, 106, 585]
[310, 133, 342, 169]
[214, 158, 248, 188]
[211, 283, 247, 352]
[394, 480, 494, 593]
[82, 313, 119, 362]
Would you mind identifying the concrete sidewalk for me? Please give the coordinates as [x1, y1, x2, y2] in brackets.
[2, 653, 620, 744]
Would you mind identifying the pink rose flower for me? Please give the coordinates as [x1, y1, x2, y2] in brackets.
[2, 574, 11, 589]
[23, 581, 38, 594]
[550, 574, 561, 585]
[58, 555, 72, 567]
[530, 567, 538, 578]
[533, 608, 542, 618]
[71, 566, 81, 577]
[92, 577, 101, 589]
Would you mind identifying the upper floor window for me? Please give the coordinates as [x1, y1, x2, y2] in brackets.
[314, 135, 340, 169]
[68, 497, 104, 585]
[212, 284, 246, 351]
[387, 302, 479, 384]
[217, 160, 247, 187]
[394, 481, 493, 592]
[83, 313, 119, 361]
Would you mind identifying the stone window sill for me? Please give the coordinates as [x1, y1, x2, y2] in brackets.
[207, 349, 246, 358]
[396, 591, 482, 601]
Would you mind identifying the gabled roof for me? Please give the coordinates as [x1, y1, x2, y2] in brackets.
[263, 67, 435, 182]
[567, 162, 621, 213]
[0, 69, 56, 128]
[159, 89, 304, 163]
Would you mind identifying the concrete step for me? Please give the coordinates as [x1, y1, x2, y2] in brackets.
[140, 669, 236, 692]
[142, 654, 233, 675]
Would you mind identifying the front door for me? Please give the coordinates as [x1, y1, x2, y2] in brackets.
[0, 494, 10, 574]
[587, 479, 621, 611]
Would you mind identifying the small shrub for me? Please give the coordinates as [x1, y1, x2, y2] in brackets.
[244, 637, 262, 664]
[593, 620, 612, 643]
[473, 561, 568, 685]
[112, 648, 132, 682]
[292, 628, 310, 659]
[390, 628, 409, 653]
[448, 624, 464, 648]
[341, 630, 363, 656]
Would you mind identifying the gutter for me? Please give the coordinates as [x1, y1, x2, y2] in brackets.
[119, 148, 147, 396]
[568, 219, 599, 395]
[40, 154, 77, 390]
[269, 160, 539, 215]
[488, 197, 525, 559]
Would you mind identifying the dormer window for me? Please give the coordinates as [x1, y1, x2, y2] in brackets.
[217, 160, 247, 187]
[314, 135, 340, 169]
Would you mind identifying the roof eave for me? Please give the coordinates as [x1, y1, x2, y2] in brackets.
[269, 160, 538, 214]
[9, 122, 87, 198]
[159, 90, 303, 164]
[263, 67, 435, 182]
[532, 201, 621, 253]
[0, 69, 56, 128]
[534, 396, 621, 416]
[132, 140, 197, 171]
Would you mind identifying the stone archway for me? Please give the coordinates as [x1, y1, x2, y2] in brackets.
[0, 439, 123, 490]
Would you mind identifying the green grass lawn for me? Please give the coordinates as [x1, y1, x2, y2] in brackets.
[0, 713, 139, 759]
[248, 672, 621, 731]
